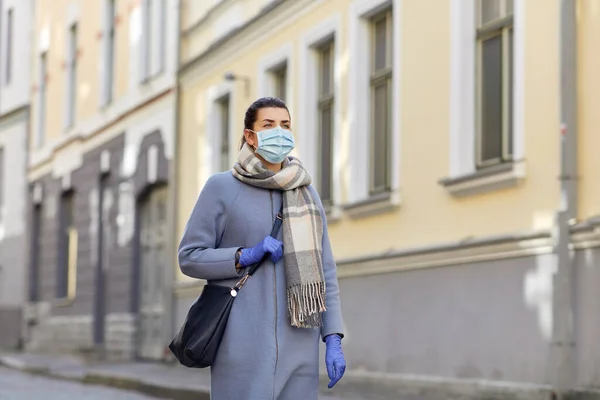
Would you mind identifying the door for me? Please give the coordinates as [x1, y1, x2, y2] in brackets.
[138, 186, 168, 360]
[94, 177, 108, 347]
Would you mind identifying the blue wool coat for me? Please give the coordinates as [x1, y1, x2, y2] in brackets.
[178, 171, 345, 400]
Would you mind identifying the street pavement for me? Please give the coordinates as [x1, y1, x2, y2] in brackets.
[0, 367, 163, 400]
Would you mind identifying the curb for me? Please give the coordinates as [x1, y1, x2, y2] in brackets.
[0, 356, 211, 400]
[83, 373, 210, 400]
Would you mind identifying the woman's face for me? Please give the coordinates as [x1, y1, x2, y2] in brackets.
[244, 107, 292, 148]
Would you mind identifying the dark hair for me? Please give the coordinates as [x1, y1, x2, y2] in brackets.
[240, 97, 290, 149]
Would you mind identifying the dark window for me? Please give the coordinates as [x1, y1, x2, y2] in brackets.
[317, 40, 335, 205]
[477, 0, 513, 166]
[5, 8, 13, 84]
[218, 95, 230, 171]
[106, 0, 116, 103]
[272, 63, 287, 102]
[370, 9, 393, 195]
[37, 52, 47, 147]
[67, 24, 78, 127]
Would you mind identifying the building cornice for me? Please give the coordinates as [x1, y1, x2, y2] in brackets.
[179, 0, 320, 86]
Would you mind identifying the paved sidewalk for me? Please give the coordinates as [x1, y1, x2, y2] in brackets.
[0, 352, 559, 400]
[0, 353, 368, 400]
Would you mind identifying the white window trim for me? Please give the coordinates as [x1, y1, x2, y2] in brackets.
[139, 0, 166, 84]
[204, 81, 236, 180]
[3, 7, 13, 87]
[257, 42, 294, 113]
[297, 14, 342, 218]
[446, 0, 525, 192]
[346, 0, 401, 215]
[35, 24, 50, 150]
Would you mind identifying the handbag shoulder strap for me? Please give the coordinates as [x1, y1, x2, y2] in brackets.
[233, 204, 284, 291]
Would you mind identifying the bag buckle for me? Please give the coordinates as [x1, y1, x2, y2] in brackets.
[233, 274, 250, 294]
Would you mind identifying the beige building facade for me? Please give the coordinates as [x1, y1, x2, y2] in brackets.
[176, 0, 600, 394]
[25, 0, 180, 361]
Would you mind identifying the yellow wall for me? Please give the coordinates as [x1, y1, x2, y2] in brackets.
[31, 0, 133, 147]
[177, 0, 597, 271]
[577, 0, 600, 221]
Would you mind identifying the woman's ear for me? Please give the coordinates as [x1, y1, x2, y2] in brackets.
[244, 130, 257, 148]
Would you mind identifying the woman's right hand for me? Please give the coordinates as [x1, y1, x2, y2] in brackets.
[238, 236, 284, 267]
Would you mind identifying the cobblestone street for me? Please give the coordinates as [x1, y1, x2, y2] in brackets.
[0, 367, 164, 400]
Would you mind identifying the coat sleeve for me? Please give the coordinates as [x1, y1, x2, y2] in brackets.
[309, 188, 345, 340]
[178, 175, 243, 281]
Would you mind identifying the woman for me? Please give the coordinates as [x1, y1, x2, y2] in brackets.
[178, 97, 346, 399]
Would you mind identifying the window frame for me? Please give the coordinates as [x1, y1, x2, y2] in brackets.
[442, 0, 525, 196]
[369, 8, 393, 196]
[140, 0, 166, 83]
[270, 62, 288, 102]
[297, 15, 342, 216]
[105, 0, 116, 104]
[204, 81, 236, 180]
[347, 0, 401, 212]
[316, 39, 335, 206]
[257, 42, 294, 112]
[5, 8, 13, 85]
[37, 52, 47, 148]
[66, 23, 78, 128]
[217, 93, 231, 172]
[475, 0, 514, 168]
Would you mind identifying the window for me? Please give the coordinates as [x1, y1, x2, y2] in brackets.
[271, 63, 287, 101]
[66, 24, 77, 127]
[369, 9, 393, 195]
[317, 40, 334, 205]
[56, 191, 76, 299]
[105, 0, 116, 103]
[476, 0, 513, 167]
[37, 53, 47, 148]
[5, 8, 13, 84]
[218, 95, 231, 171]
[141, 0, 166, 81]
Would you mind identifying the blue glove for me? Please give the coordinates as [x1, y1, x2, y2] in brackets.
[325, 334, 346, 389]
[239, 236, 283, 266]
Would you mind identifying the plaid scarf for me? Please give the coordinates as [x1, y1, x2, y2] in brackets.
[232, 143, 327, 328]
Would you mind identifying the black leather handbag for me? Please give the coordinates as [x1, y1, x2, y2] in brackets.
[169, 206, 284, 368]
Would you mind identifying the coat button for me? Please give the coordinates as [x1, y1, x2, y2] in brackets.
[230, 289, 237, 297]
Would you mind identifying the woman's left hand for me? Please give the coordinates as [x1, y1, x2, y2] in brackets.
[324, 334, 346, 388]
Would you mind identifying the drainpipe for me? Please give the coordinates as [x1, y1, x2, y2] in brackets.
[166, 0, 183, 357]
[552, 0, 578, 397]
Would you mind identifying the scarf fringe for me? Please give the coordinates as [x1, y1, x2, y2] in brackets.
[287, 282, 327, 329]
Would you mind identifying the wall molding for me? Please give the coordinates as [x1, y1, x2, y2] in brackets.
[28, 88, 175, 182]
[336, 222, 600, 279]
[171, 221, 600, 286]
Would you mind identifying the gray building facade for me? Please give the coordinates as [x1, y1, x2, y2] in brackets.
[24, 0, 179, 361]
[0, 0, 32, 349]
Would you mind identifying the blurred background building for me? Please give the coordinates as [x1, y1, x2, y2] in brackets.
[1, 0, 600, 397]
[22, 0, 179, 361]
[0, 0, 31, 349]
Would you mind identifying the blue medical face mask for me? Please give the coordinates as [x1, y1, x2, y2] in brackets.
[249, 126, 295, 164]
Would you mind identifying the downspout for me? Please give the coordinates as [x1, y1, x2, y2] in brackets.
[166, 0, 183, 354]
[552, 0, 578, 397]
